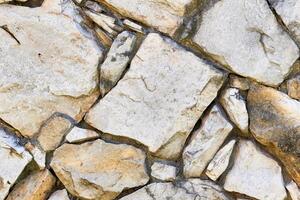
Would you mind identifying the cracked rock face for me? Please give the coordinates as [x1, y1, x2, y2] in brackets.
[193, 0, 299, 86]
[183, 105, 233, 178]
[270, 0, 300, 46]
[86, 33, 226, 159]
[120, 179, 232, 200]
[0, 1, 101, 137]
[248, 84, 300, 186]
[0, 129, 32, 200]
[224, 140, 287, 200]
[50, 139, 149, 200]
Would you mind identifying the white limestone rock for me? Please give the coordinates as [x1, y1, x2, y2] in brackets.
[0, 129, 32, 200]
[193, 0, 299, 86]
[220, 88, 249, 134]
[224, 140, 287, 200]
[98, 0, 198, 36]
[86, 33, 226, 159]
[206, 139, 236, 181]
[270, 0, 300, 45]
[25, 143, 46, 170]
[51, 139, 149, 200]
[286, 181, 300, 200]
[120, 179, 232, 200]
[151, 162, 176, 181]
[48, 189, 70, 200]
[183, 105, 233, 178]
[0, 0, 101, 138]
[100, 31, 137, 95]
[65, 127, 99, 143]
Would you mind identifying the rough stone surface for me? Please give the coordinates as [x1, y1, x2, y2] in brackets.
[192, 0, 299, 86]
[248, 84, 300, 186]
[25, 143, 46, 170]
[100, 31, 137, 96]
[287, 74, 300, 100]
[286, 181, 300, 200]
[224, 140, 287, 200]
[120, 179, 232, 200]
[51, 139, 149, 200]
[6, 169, 56, 200]
[229, 75, 250, 90]
[183, 105, 233, 178]
[48, 189, 70, 200]
[86, 33, 226, 159]
[0, 1, 101, 138]
[0, 129, 32, 200]
[151, 162, 176, 181]
[206, 139, 236, 181]
[270, 0, 300, 45]
[37, 116, 72, 152]
[98, 0, 198, 36]
[220, 88, 249, 134]
[65, 127, 99, 143]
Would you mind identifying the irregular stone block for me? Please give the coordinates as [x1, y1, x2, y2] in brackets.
[151, 162, 176, 181]
[65, 127, 99, 143]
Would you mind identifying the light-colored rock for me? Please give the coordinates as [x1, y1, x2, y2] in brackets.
[86, 33, 226, 159]
[84, 0, 104, 13]
[37, 116, 72, 152]
[98, 0, 197, 36]
[151, 162, 176, 181]
[65, 127, 99, 143]
[287, 74, 300, 100]
[286, 181, 300, 200]
[183, 105, 233, 178]
[120, 179, 232, 200]
[193, 0, 299, 86]
[270, 0, 300, 45]
[220, 88, 249, 134]
[51, 139, 149, 200]
[229, 75, 250, 90]
[0, 0, 101, 138]
[0, 129, 32, 200]
[248, 84, 300, 186]
[100, 31, 137, 95]
[123, 19, 144, 33]
[48, 189, 70, 200]
[25, 143, 46, 169]
[6, 169, 56, 200]
[224, 140, 287, 200]
[206, 139, 236, 181]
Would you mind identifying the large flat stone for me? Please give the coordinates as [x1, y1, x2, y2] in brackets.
[224, 140, 287, 200]
[50, 139, 149, 200]
[248, 84, 300, 186]
[0, 0, 101, 137]
[192, 0, 299, 86]
[86, 33, 226, 159]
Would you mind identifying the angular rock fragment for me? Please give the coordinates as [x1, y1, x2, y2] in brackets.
[51, 139, 149, 200]
[183, 105, 233, 178]
[123, 19, 144, 33]
[100, 31, 137, 95]
[120, 179, 232, 200]
[86, 33, 226, 159]
[0, 129, 32, 200]
[229, 75, 250, 91]
[48, 189, 70, 200]
[206, 139, 236, 181]
[151, 162, 176, 181]
[220, 88, 249, 134]
[192, 0, 299, 86]
[286, 181, 300, 200]
[270, 0, 300, 45]
[224, 140, 287, 200]
[287, 74, 300, 100]
[37, 116, 72, 152]
[98, 0, 198, 36]
[0, 0, 101, 137]
[65, 127, 99, 143]
[25, 143, 46, 170]
[248, 84, 300, 186]
[6, 169, 56, 200]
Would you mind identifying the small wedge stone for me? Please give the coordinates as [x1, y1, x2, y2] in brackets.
[151, 162, 176, 181]
[206, 139, 236, 181]
[65, 127, 99, 143]
[287, 74, 300, 100]
[183, 105, 233, 178]
[286, 181, 300, 200]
